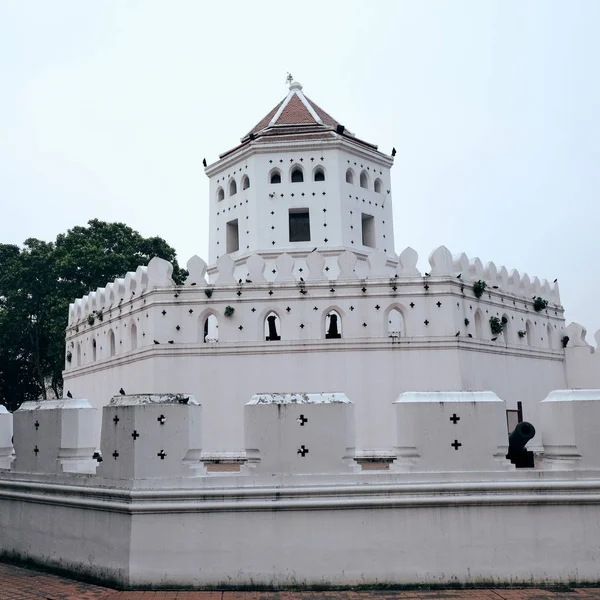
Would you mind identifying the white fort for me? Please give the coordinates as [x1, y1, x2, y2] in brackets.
[1, 81, 600, 589]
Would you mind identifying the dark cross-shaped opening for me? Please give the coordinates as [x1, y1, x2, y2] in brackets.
[449, 414, 460, 424]
[112, 450, 119, 459]
[297, 414, 308, 426]
[113, 415, 120, 425]
[157, 415, 166, 425]
[157, 450, 167, 460]
[34, 421, 39, 430]
[131, 430, 140, 440]
[297, 445, 309, 457]
[34, 446, 39, 455]
[451, 440, 462, 450]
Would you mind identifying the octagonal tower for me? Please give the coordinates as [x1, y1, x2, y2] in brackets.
[205, 81, 395, 265]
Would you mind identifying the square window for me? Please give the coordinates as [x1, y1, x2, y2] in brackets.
[226, 219, 239, 253]
[361, 213, 375, 248]
[289, 209, 311, 242]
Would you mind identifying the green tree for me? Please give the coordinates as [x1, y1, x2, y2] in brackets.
[0, 220, 186, 411]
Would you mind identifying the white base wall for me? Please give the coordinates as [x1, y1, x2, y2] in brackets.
[1, 473, 599, 588]
[64, 342, 566, 455]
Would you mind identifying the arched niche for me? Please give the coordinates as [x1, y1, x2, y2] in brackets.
[92, 338, 97, 362]
[313, 167, 325, 182]
[108, 329, 116, 357]
[242, 175, 250, 190]
[345, 169, 354, 184]
[474, 310, 483, 339]
[217, 187, 224, 202]
[202, 314, 219, 343]
[387, 307, 405, 338]
[130, 323, 138, 351]
[291, 166, 304, 183]
[325, 309, 342, 339]
[229, 179, 237, 197]
[360, 170, 369, 189]
[269, 168, 281, 184]
[264, 311, 281, 341]
[374, 178, 383, 193]
[526, 320, 534, 346]
[76, 343, 81, 366]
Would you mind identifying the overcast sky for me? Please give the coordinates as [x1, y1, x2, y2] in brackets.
[1, 1, 599, 339]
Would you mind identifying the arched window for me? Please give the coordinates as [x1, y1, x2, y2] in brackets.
[387, 308, 405, 338]
[474, 310, 483, 339]
[502, 314, 511, 344]
[547, 323, 553, 349]
[108, 329, 116, 357]
[217, 187, 224, 202]
[374, 178, 382, 193]
[270, 169, 281, 184]
[203, 314, 219, 343]
[291, 167, 304, 183]
[76, 343, 81, 366]
[314, 168, 325, 182]
[264, 312, 281, 341]
[242, 175, 250, 190]
[346, 169, 354, 184]
[229, 179, 237, 197]
[325, 310, 342, 339]
[526, 320, 533, 346]
[92, 338, 97, 362]
[130, 324, 138, 351]
[360, 171, 368, 189]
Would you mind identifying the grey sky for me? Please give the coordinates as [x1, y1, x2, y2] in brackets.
[1, 1, 598, 338]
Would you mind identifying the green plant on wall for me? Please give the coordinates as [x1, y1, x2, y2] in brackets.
[66, 351, 72, 363]
[224, 305, 235, 317]
[518, 330, 526, 338]
[87, 314, 95, 326]
[464, 318, 470, 326]
[533, 297, 548, 312]
[561, 335, 570, 348]
[489, 316, 504, 335]
[205, 288, 213, 298]
[473, 280, 487, 299]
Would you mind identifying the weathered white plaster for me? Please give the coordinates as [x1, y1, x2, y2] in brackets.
[98, 394, 205, 481]
[244, 392, 358, 475]
[13, 398, 98, 474]
[0, 406, 13, 470]
[394, 391, 512, 472]
[540, 389, 600, 470]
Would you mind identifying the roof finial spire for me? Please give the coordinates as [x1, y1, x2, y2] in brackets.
[286, 72, 293, 87]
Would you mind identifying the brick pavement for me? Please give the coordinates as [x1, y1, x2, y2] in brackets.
[1, 562, 599, 600]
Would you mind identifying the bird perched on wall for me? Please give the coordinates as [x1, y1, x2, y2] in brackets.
[455, 331, 460, 337]
[391, 147, 396, 157]
[245, 279, 252, 283]
[492, 285, 499, 289]
[153, 340, 160, 344]
[66, 391, 73, 398]
[178, 396, 189, 404]
[119, 388, 126, 395]
[202, 158, 207, 168]
[424, 272, 430, 277]
[456, 273, 462, 279]
[491, 337, 498, 342]
[468, 333, 473, 338]
[554, 278, 558, 283]
[168, 340, 174, 344]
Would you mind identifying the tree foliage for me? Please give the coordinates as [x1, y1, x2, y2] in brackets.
[0, 220, 186, 411]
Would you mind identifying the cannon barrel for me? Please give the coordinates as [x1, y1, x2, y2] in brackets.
[508, 421, 535, 453]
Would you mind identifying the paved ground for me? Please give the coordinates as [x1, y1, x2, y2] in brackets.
[1, 562, 599, 600]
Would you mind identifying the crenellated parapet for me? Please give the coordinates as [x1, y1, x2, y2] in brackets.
[63, 247, 566, 370]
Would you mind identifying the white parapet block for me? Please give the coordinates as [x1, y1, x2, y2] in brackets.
[0, 405, 13, 470]
[540, 389, 600, 470]
[98, 394, 206, 480]
[393, 391, 512, 472]
[244, 392, 359, 475]
[13, 398, 98, 474]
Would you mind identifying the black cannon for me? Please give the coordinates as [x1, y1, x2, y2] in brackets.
[506, 421, 536, 468]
